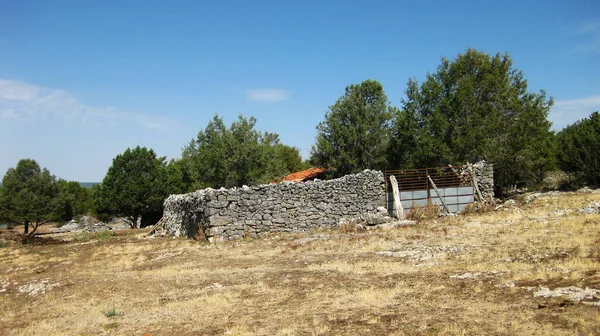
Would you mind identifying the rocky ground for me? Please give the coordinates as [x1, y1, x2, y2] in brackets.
[0, 190, 599, 335]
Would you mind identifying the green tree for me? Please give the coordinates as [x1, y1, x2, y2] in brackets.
[165, 159, 193, 194]
[54, 180, 93, 222]
[390, 49, 556, 189]
[93, 146, 170, 228]
[557, 112, 600, 185]
[182, 114, 294, 188]
[0, 159, 60, 234]
[275, 145, 305, 173]
[310, 79, 394, 177]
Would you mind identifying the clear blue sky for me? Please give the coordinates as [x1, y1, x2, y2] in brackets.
[1, 0, 599, 181]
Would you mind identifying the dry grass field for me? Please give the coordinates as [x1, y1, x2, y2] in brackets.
[1, 191, 599, 335]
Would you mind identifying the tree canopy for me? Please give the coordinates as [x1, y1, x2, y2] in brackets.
[389, 49, 555, 189]
[182, 114, 303, 188]
[93, 146, 172, 227]
[310, 79, 394, 177]
[54, 179, 93, 222]
[0, 159, 60, 233]
[557, 112, 600, 186]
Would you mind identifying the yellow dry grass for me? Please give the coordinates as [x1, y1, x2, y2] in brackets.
[1, 192, 599, 335]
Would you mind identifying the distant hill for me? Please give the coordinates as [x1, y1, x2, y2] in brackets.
[79, 182, 101, 189]
[0, 182, 100, 188]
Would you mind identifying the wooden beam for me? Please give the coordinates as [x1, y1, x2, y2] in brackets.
[428, 175, 451, 214]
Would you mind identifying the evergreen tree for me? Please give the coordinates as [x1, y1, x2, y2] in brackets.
[391, 49, 555, 189]
[557, 112, 600, 185]
[311, 79, 394, 177]
[0, 159, 60, 234]
[54, 179, 93, 222]
[93, 146, 170, 228]
[182, 114, 301, 188]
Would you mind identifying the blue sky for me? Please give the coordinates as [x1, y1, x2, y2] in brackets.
[1, 0, 599, 182]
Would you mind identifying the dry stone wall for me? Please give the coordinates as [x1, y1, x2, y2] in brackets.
[468, 161, 494, 200]
[163, 170, 386, 242]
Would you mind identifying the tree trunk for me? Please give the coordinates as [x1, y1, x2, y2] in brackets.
[24, 221, 29, 234]
[30, 221, 40, 235]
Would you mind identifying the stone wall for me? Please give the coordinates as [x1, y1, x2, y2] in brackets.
[467, 161, 494, 201]
[163, 170, 386, 241]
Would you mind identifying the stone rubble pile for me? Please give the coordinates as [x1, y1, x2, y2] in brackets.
[163, 170, 386, 242]
[53, 216, 131, 233]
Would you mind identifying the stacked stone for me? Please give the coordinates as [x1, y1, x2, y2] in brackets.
[162, 170, 386, 242]
[469, 161, 494, 201]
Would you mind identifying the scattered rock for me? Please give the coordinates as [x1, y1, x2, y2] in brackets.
[450, 272, 482, 279]
[522, 193, 542, 204]
[375, 244, 466, 263]
[534, 286, 600, 303]
[18, 279, 60, 296]
[450, 271, 503, 280]
[376, 250, 421, 259]
[205, 283, 224, 290]
[580, 201, 600, 215]
[376, 206, 388, 215]
[53, 215, 131, 233]
[578, 187, 593, 194]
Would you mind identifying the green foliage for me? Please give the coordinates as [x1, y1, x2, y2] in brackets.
[182, 114, 300, 188]
[54, 179, 93, 222]
[165, 159, 193, 194]
[310, 79, 394, 177]
[390, 49, 556, 188]
[104, 303, 121, 318]
[0, 159, 61, 233]
[275, 144, 305, 175]
[557, 112, 600, 185]
[93, 146, 171, 227]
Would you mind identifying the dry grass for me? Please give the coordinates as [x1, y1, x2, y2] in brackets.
[405, 201, 440, 220]
[1, 192, 600, 335]
[462, 201, 496, 215]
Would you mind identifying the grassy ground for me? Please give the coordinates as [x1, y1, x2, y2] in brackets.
[1, 192, 599, 335]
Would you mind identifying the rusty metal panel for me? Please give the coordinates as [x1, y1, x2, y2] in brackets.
[385, 166, 476, 214]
